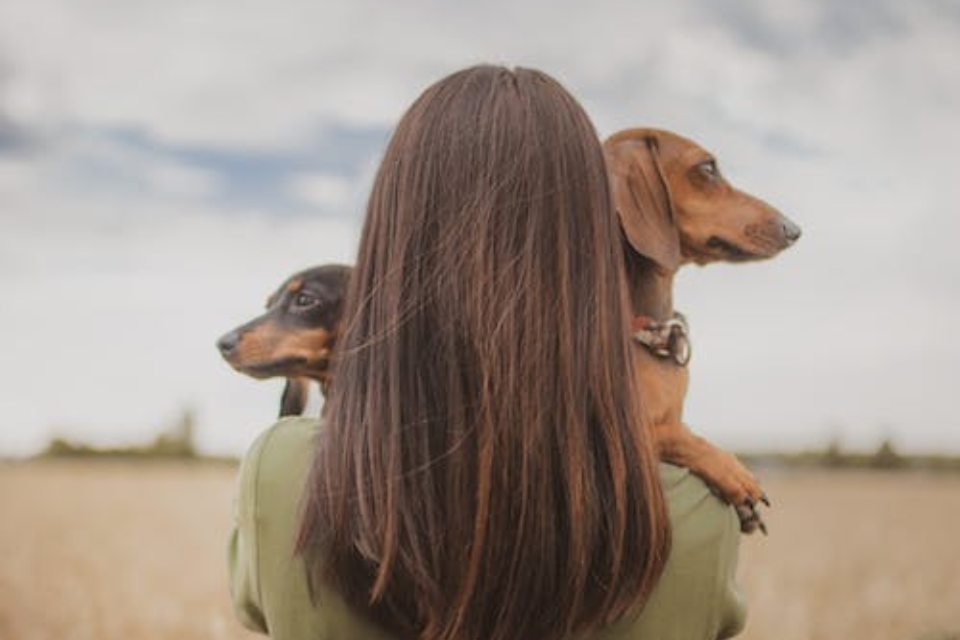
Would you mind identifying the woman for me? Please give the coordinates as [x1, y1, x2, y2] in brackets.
[229, 65, 746, 640]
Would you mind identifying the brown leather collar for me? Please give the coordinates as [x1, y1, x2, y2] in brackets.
[631, 311, 692, 367]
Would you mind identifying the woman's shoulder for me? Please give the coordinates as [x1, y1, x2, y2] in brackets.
[238, 417, 319, 503]
[231, 417, 327, 639]
[233, 416, 397, 640]
[658, 462, 741, 542]
[598, 464, 747, 640]
[244, 415, 320, 462]
[235, 416, 322, 551]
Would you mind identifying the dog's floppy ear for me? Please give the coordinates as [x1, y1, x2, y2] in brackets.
[606, 136, 681, 272]
[279, 377, 310, 417]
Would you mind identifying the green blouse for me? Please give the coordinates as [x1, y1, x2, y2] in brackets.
[228, 417, 747, 640]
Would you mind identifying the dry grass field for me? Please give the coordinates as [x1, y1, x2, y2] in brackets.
[1, 460, 958, 640]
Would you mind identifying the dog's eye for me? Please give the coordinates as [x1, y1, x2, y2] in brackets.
[697, 159, 720, 179]
[293, 293, 319, 310]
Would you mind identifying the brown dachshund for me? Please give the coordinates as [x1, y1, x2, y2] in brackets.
[605, 127, 801, 533]
[217, 264, 350, 416]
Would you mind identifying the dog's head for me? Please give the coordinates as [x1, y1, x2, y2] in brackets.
[216, 264, 351, 384]
[604, 128, 801, 272]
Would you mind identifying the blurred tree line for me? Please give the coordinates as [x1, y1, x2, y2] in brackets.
[741, 437, 960, 473]
[35, 414, 960, 471]
[39, 408, 206, 460]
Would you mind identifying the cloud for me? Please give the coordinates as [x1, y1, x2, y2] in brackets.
[0, 0, 959, 455]
[143, 162, 222, 199]
[0, 191, 360, 456]
[287, 173, 355, 211]
[0, 121, 388, 226]
[0, 113, 33, 152]
[0, 0, 467, 150]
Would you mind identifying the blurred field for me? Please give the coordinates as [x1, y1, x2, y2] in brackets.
[1, 461, 959, 640]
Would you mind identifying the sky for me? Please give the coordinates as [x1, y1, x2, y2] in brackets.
[1, 0, 959, 457]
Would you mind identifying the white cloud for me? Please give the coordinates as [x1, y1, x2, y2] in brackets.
[145, 162, 222, 199]
[287, 173, 354, 212]
[0, 157, 38, 192]
[0, 0, 466, 149]
[1, 0, 959, 455]
[0, 194, 360, 456]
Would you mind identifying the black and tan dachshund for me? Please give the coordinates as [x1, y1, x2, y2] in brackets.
[217, 264, 351, 416]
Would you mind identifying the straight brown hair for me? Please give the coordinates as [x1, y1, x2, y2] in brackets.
[297, 65, 670, 640]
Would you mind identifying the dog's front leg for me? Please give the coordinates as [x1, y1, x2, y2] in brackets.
[279, 377, 310, 417]
[651, 422, 769, 534]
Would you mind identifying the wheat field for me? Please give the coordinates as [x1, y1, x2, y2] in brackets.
[1, 461, 958, 640]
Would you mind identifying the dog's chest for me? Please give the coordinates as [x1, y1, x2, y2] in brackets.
[634, 348, 689, 424]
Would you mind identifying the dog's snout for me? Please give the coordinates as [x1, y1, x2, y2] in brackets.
[782, 219, 802, 244]
[217, 331, 241, 355]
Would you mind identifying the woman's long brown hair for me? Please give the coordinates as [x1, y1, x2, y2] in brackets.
[297, 65, 670, 640]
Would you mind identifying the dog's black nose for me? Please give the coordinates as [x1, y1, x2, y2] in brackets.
[217, 331, 241, 355]
[782, 220, 802, 244]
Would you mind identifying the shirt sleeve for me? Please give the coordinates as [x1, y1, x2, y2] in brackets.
[616, 464, 748, 640]
[227, 428, 274, 635]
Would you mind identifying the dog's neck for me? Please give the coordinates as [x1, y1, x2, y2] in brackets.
[625, 252, 676, 322]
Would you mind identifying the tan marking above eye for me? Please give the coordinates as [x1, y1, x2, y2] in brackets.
[285, 277, 304, 294]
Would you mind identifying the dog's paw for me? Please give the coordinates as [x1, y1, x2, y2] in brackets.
[693, 450, 770, 535]
[656, 425, 772, 534]
[734, 493, 770, 535]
